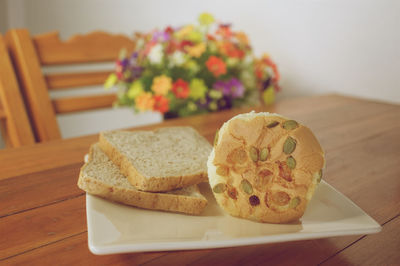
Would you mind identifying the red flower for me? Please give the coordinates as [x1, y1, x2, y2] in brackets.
[166, 40, 179, 54]
[172, 79, 190, 99]
[263, 56, 280, 82]
[206, 56, 227, 77]
[216, 24, 233, 39]
[179, 40, 193, 51]
[165, 26, 174, 35]
[153, 95, 169, 114]
[115, 60, 124, 79]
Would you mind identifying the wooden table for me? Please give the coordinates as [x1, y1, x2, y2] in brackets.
[0, 94, 399, 265]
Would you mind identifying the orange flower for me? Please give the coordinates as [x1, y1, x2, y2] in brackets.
[206, 56, 227, 77]
[218, 42, 245, 59]
[207, 34, 216, 41]
[153, 95, 169, 114]
[235, 32, 249, 46]
[172, 79, 190, 99]
[135, 92, 155, 111]
[151, 75, 172, 95]
[262, 54, 280, 82]
[186, 43, 206, 58]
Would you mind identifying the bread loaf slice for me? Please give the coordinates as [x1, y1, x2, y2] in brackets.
[78, 144, 208, 215]
[98, 127, 212, 192]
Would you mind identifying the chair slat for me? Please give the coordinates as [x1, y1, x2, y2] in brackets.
[45, 71, 112, 90]
[6, 29, 138, 143]
[33, 31, 135, 65]
[0, 109, 6, 119]
[0, 34, 36, 147]
[5, 29, 61, 142]
[52, 94, 117, 114]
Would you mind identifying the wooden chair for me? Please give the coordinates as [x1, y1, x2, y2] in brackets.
[0, 34, 35, 148]
[5, 29, 136, 142]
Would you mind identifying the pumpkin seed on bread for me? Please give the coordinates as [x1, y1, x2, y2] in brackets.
[208, 111, 325, 223]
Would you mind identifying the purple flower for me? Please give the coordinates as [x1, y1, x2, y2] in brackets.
[213, 80, 231, 96]
[196, 93, 232, 112]
[227, 78, 245, 98]
[120, 58, 129, 68]
[213, 78, 245, 99]
[220, 23, 232, 28]
[196, 97, 209, 110]
[129, 66, 143, 80]
[217, 95, 232, 110]
[261, 77, 271, 91]
[152, 30, 170, 42]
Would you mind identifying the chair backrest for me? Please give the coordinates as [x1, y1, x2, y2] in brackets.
[5, 29, 136, 142]
[0, 34, 35, 148]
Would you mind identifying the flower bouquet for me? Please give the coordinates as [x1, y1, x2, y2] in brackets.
[105, 13, 280, 118]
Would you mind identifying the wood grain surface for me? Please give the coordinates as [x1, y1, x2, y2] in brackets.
[0, 94, 398, 265]
[5, 29, 62, 141]
[45, 71, 112, 90]
[52, 94, 117, 113]
[33, 31, 135, 65]
[0, 35, 35, 147]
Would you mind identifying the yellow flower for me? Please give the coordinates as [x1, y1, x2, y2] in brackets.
[262, 86, 275, 105]
[151, 75, 172, 95]
[208, 41, 218, 53]
[187, 101, 198, 112]
[186, 43, 206, 58]
[189, 78, 207, 100]
[184, 59, 200, 73]
[127, 80, 144, 99]
[135, 92, 155, 111]
[175, 25, 194, 40]
[104, 73, 117, 89]
[186, 30, 203, 43]
[198, 13, 215, 26]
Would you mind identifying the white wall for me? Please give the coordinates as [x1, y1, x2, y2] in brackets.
[0, 0, 7, 34]
[1, 0, 399, 148]
[17, 0, 400, 103]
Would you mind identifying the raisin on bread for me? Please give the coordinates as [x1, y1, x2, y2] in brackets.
[98, 127, 212, 192]
[208, 112, 325, 223]
[78, 144, 208, 215]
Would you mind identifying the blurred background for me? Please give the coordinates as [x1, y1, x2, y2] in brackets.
[0, 0, 399, 148]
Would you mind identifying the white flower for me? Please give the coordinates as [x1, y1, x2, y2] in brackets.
[148, 44, 163, 64]
[240, 70, 256, 88]
[242, 54, 253, 66]
[136, 38, 145, 50]
[169, 51, 185, 67]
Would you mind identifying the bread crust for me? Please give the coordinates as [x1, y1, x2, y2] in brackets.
[78, 144, 208, 215]
[98, 127, 210, 192]
[208, 112, 325, 223]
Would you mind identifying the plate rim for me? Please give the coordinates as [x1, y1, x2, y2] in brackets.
[85, 180, 381, 255]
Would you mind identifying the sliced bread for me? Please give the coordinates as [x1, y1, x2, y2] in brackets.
[78, 144, 208, 215]
[98, 127, 212, 192]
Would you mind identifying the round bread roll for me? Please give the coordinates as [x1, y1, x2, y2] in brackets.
[208, 111, 325, 223]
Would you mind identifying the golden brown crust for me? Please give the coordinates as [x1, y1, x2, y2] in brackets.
[78, 172, 208, 215]
[208, 112, 325, 223]
[77, 144, 208, 215]
[98, 133, 208, 192]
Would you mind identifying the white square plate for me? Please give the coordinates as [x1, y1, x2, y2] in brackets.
[86, 181, 381, 255]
